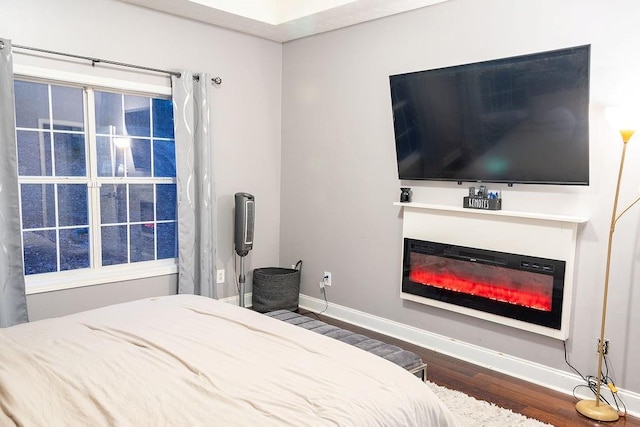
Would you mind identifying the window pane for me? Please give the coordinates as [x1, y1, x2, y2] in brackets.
[153, 139, 176, 177]
[102, 225, 128, 266]
[156, 184, 176, 221]
[60, 227, 90, 271]
[129, 184, 154, 223]
[157, 222, 177, 259]
[95, 91, 124, 135]
[17, 130, 52, 176]
[124, 95, 150, 137]
[153, 98, 174, 138]
[96, 135, 127, 177]
[130, 138, 151, 176]
[23, 230, 57, 275]
[54, 133, 86, 176]
[100, 184, 127, 224]
[21, 184, 55, 228]
[14, 81, 50, 129]
[130, 224, 155, 262]
[58, 184, 88, 227]
[17, 81, 178, 278]
[51, 85, 84, 129]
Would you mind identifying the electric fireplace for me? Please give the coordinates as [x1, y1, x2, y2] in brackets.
[402, 238, 566, 330]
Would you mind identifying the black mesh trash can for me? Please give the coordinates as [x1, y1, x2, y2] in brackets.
[252, 260, 302, 313]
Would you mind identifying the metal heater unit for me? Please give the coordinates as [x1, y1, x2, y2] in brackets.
[234, 192, 255, 307]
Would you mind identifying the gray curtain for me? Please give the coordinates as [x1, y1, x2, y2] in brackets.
[0, 38, 29, 327]
[172, 71, 216, 298]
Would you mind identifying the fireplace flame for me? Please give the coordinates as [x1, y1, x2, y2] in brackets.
[409, 269, 552, 311]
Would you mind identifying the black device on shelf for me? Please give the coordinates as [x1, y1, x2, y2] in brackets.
[389, 45, 590, 185]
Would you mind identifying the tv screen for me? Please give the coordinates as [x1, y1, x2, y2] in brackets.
[389, 45, 590, 185]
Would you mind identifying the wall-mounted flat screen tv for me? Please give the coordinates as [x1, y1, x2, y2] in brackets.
[389, 45, 590, 185]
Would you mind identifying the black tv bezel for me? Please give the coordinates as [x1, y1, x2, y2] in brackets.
[389, 45, 591, 186]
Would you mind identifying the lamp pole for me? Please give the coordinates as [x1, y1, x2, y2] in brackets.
[576, 127, 636, 422]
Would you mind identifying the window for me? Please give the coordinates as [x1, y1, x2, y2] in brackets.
[14, 78, 177, 287]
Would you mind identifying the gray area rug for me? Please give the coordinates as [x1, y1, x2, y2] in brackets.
[428, 381, 554, 427]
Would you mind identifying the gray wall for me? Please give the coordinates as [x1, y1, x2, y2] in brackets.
[4, 0, 640, 400]
[27, 275, 177, 321]
[2, 0, 283, 318]
[281, 0, 640, 393]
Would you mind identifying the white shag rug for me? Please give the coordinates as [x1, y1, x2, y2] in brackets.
[427, 381, 554, 427]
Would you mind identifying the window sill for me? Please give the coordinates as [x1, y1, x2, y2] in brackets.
[25, 260, 178, 295]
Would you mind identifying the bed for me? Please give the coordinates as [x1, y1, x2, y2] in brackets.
[0, 295, 458, 426]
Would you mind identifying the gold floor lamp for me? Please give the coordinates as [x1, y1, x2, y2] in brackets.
[576, 108, 640, 422]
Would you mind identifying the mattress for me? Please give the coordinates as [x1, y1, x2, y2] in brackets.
[0, 295, 458, 426]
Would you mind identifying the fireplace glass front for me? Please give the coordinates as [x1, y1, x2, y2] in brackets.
[402, 238, 566, 329]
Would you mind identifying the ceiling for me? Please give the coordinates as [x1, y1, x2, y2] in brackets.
[119, 0, 448, 43]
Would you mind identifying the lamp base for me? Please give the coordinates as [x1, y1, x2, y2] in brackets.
[576, 399, 619, 422]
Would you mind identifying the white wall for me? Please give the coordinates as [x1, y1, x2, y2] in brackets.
[1, 0, 283, 318]
[281, 0, 640, 395]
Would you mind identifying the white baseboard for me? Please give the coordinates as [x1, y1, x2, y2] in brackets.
[297, 294, 640, 418]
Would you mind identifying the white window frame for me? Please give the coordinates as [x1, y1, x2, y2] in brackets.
[14, 65, 178, 295]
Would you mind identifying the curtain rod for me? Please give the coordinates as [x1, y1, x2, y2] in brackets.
[12, 44, 222, 85]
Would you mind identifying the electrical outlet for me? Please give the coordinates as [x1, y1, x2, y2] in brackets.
[216, 269, 225, 284]
[324, 271, 332, 287]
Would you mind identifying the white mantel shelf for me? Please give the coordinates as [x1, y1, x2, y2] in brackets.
[393, 202, 588, 224]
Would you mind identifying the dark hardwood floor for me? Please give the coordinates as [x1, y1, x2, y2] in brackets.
[308, 312, 640, 427]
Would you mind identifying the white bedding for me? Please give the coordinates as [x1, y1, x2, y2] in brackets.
[0, 295, 458, 426]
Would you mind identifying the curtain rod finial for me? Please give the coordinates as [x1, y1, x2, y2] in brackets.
[212, 77, 222, 85]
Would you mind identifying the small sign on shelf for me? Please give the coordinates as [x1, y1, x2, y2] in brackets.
[463, 196, 502, 210]
[464, 187, 502, 210]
